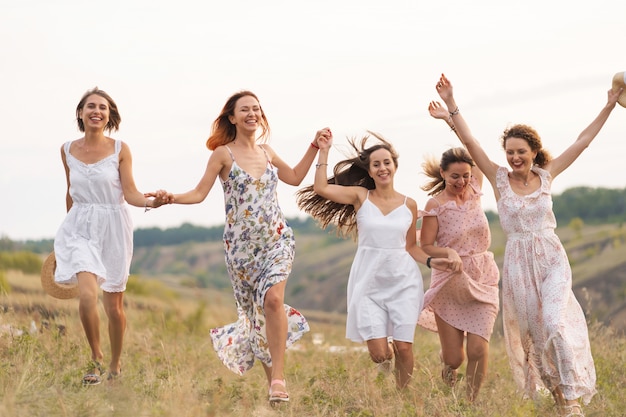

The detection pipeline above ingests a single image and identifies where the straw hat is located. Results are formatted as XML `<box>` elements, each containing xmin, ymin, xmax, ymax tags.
<box><xmin>612</xmin><ymin>71</ymin><xmax>626</xmax><ymax>107</ymax></box>
<box><xmin>40</xmin><ymin>252</ymin><xmax>79</xmax><ymax>299</ymax></box>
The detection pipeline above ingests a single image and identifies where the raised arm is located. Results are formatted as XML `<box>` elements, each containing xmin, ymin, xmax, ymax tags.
<box><xmin>436</xmin><ymin>74</ymin><xmax>500</xmax><ymax>190</ymax></box>
<box><xmin>313</xmin><ymin>132</ymin><xmax>364</xmax><ymax>207</ymax></box>
<box><xmin>267</xmin><ymin>128</ymin><xmax>332</xmax><ymax>186</ymax></box>
<box><xmin>428</xmin><ymin>100</ymin><xmax>484</xmax><ymax>188</ymax></box>
<box><xmin>546</xmin><ymin>87</ymin><xmax>622</xmax><ymax>179</ymax></box>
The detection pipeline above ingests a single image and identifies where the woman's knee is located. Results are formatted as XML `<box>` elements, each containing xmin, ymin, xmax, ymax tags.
<box><xmin>394</xmin><ymin>341</ymin><xmax>413</xmax><ymax>358</ymax></box>
<box><xmin>466</xmin><ymin>338</ymin><xmax>489</xmax><ymax>362</ymax></box>
<box><xmin>264</xmin><ymin>283</ymin><xmax>286</xmax><ymax>311</ymax></box>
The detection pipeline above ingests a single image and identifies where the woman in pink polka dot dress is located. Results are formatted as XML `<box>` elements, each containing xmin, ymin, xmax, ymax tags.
<box><xmin>434</xmin><ymin>73</ymin><xmax>622</xmax><ymax>417</ymax></box>
<box><xmin>418</xmin><ymin>145</ymin><xmax>499</xmax><ymax>402</ymax></box>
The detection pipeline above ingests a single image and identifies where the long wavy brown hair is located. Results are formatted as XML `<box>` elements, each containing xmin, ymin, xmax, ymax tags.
<box><xmin>206</xmin><ymin>91</ymin><xmax>270</xmax><ymax>150</ymax></box>
<box><xmin>296</xmin><ymin>131</ymin><xmax>398</xmax><ymax>239</ymax></box>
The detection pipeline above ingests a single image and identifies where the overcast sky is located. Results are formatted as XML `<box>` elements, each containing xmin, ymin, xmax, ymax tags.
<box><xmin>1</xmin><ymin>0</ymin><xmax>625</xmax><ymax>241</ymax></box>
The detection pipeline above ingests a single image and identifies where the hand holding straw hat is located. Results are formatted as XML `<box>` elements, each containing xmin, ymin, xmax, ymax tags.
<box><xmin>40</xmin><ymin>252</ymin><xmax>79</xmax><ymax>299</ymax></box>
<box><xmin>612</xmin><ymin>71</ymin><xmax>626</xmax><ymax>107</ymax></box>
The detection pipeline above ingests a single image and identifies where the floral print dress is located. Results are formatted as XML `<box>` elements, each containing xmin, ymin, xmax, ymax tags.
<box><xmin>210</xmin><ymin>145</ymin><xmax>309</xmax><ymax>375</ymax></box>
<box><xmin>496</xmin><ymin>166</ymin><xmax>596</xmax><ymax>404</ymax></box>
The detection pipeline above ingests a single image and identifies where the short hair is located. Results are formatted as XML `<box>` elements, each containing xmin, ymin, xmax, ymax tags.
<box><xmin>75</xmin><ymin>87</ymin><xmax>121</xmax><ymax>133</ymax></box>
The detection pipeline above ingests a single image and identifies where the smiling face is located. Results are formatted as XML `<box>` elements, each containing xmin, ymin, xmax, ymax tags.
<box><xmin>78</xmin><ymin>94</ymin><xmax>110</xmax><ymax>132</ymax></box>
<box><xmin>229</xmin><ymin>95</ymin><xmax>264</xmax><ymax>135</ymax></box>
<box><xmin>368</xmin><ymin>148</ymin><xmax>396</xmax><ymax>185</ymax></box>
<box><xmin>505</xmin><ymin>137</ymin><xmax>537</xmax><ymax>174</ymax></box>
<box><xmin>442</xmin><ymin>161</ymin><xmax>472</xmax><ymax>196</ymax></box>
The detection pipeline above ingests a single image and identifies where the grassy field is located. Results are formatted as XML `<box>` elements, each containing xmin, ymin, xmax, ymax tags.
<box><xmin>1</xmin><ymin>270</ymin><xmax>625</xmax><ymax>417</ymax></box>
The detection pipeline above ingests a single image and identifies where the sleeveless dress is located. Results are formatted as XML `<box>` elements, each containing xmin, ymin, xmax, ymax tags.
<box><xmin>346</xmin><ymin>193</ymin><xmax>423</xmax><ymax>343</ymax></box>
<box><xmin>54</xmin><ymin>139</ymin><xmax>133</xmax><ymax>293</ymax></box>
<box><xmin>417</xmin><ymin>177</ymin><xmax>499</xmax><ymax>341</ymax></box>
<box><xmin>209</xmin><ymin>145</ymin><xmax>309</xmax><ymax>375</ymax></box>
<box><xmin>496</xmin><ymin>166</ymin><xmax>596</xmax><ymax>404</ymax></box>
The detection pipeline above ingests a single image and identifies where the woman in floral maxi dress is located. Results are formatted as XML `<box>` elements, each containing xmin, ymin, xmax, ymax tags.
<box><xmin>433</xmin><ymin>73</ymin><xmax>622</xmax><ymax>417</ymax></box>
<box><xmin>153</xmin><ymin>91</ymin><xmax>330</xmax><ymax>404</ymax></box>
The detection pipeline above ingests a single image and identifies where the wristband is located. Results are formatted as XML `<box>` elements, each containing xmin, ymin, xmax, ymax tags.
<box><xmin>310</xmin><ymin>142</ymin><xmax>319</xmax><ymax>149</ymax></box>
<box><xmin>426</xmin><ymin>257</ymin><xmax>432</xmax><ymax>268</ymax></box>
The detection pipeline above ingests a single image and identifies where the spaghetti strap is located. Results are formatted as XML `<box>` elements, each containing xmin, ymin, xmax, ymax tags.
<box><xmin>224</xmin><ymin>145</ymin><xmax>235</xmax><ymax>161</ymax></box>
<box><xmin>259</xmin><ymin>145</ymin><xmax>272</xmax><ymax>167</ymax></box>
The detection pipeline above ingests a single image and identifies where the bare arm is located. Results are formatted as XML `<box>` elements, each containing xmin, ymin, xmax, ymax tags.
<box><xmin>118</xmin><ymin>141</ymin><xmax>158</xmax><ymax>208</ymax></box>
<box><xmin>166</xmin><ymin>146</ymin><xmax>230</xmax><ymax>204</ymax></box>
<box><xmin>436</xmin><ymin>74</ymin><xmax>500</xmax><ymax>196</ymax></box>
<box><xmin>60</xmin><ymin>144</ymin><xmax>73</xmax><ymax>212</ymax></box>
<box><xmin>546</xmin><ymin>87</ymin><xmax>622</xmax><ymax>179</ymax></box>
<box><xmin>313</xmin><ymin>132</ymin><xmax>364</xmax><ymax>207</ymax></box>
<box><xmin>418</xmin><ymin>198</ymin><xmax>463</xmax><ymax>266</ymax></box>
<box><xmin>428</xmin><ymin>100</ymin><xmax>484</xmax><ymax>188</ymax></box>
<box><xmin>406</xmin><ymin>198</ymin><xmax>462</xmax><ymax>272</ymax></box>
<box><xmin>268</xmin><ymin>128</ymin><xmax>332</xmax><ymax>186</ymax></box>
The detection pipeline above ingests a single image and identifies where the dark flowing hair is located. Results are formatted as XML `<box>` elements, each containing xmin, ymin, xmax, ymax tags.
<box><xmin>206</xmin><ymin>90</ymin><xmax>270</xmax><ymax>150</ymax></box>
<box><xmin>421</xmin><ymin>147</ymin><xmax>475</xmax><ymax>196</ymax></box>
<box><xmin>75</xmin><ymin>87</ymin><xmax>121</xmax><ymax>133</ymax></box>
<box><xmin>500</xmin><ymin>124</ymin><xmax>551</xmax><ymax>167</ymax></box>
<box><xmin>296</xmin><ymin>131</ymin><xmax>398</xmax><ymax>239</ymax></box>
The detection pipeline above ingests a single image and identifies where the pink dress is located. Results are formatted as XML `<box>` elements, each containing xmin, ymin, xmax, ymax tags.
<box><xmin>496</xmin><ymin>166</ymin><xmax>596</xmax><ymax>404</ymax></box>
<box><xmin>418</xmin><ymin>177</ymin><xmax>499</xmax><ymax>341</ymax></box>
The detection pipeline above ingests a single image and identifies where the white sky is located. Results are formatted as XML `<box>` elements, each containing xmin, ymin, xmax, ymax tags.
<box><xmin>1</xmin><ymin>0</ymin><xmax>625</xmax><ymax>241</ymax></box>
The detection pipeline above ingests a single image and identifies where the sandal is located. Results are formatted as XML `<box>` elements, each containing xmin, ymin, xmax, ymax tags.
<box><xmin>269</xmin><ymin>379</ymin><xmax>289</xmax><ymax>404</ymax></box>
<box><xmin>82</xmin><ymin>361</ymin><xmax>104</xmax><ymax>386</ymax></box>
<box><xmin>107</xmin><ymin>368</ymin><xmax>122</xmax><ymax>381</ymax></box>
<box><xmin>561</xmin><ymin>403</ymin><xmax>584</xmax><ymax>417</ymax></box>
<box><xmin>441</xmin><ymin>364</ymin><xmax>458</xmax><ymax>387</ymax></box>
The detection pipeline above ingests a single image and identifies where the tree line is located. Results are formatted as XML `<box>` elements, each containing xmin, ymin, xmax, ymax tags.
<box><xmin>1</xmin><ymin>186</ymin><xmax>624</xmax><ymax>254</ymax></box>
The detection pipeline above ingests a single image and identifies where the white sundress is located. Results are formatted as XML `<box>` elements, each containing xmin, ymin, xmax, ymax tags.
<box><xmin>346</xmin><ymin>193</ymin><xmax>424</xmax><ymax>343</ymax></box>
<box><xmin>54</xmin><ymin>139</ymin><xmax>133</xmax><ymax>293</ymax></box>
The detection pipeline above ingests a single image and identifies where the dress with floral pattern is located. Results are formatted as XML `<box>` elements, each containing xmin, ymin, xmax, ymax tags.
<box><xmin>496</xmin><ymin>166</ymin><xmax>596</xmax><ymax>404</ymax></box>
<box><xmin>209</xmin><ymin>145</ymin><xmax>309</xmax><ymax>375</ymax></box>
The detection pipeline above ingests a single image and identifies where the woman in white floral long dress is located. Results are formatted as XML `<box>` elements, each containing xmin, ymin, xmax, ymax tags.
<box><xmin>152</xmin><ymin>91</ymin><xmax>329</xmax><ymax>404</ymax></box>
<box><xmin>434</xmin><ymin>73</ymin><xmax>622</xmax><ymax>417</ymax></box>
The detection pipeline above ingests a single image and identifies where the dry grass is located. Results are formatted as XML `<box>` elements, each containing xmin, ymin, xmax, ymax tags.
<box><xmin>1</xmin><ymin>270</ymin><xmax>625</xmax><ymax>417</ymax></box>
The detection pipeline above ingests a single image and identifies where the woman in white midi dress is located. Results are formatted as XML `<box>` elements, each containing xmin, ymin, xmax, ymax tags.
<box><xmin>434</xmin><ymin>73</ymin><xmax>622</xmax><ymax>416</ymax></box>
<box><xmin>297</xmin><ymin>131</ymin><xmax>460</xmax><ymax>389</ymax></box>
<box><xmin>54</xmin><ymin>88</ymin><xmax>165</xmax><ymax>385</ymax></box>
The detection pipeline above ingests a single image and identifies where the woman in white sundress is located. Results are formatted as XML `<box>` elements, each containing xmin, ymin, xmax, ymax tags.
<box><xmin>54</xmin><ymin>87</ymin><xmax>166</xmax><ymax>385</ymax></box>
<box><xmin>297</xmin><ymin>131</ymin><xmax>461</xmax><ymax>390</ymax></box>
<box><xmin>433</xmin><ymin>73</ymin><xmax>622</xmax><ymax>417</ymax></box>
<box><xmin>150</xmin><ymin>91</ymin><xmax>327</xmax><ymax>405</ymax></box>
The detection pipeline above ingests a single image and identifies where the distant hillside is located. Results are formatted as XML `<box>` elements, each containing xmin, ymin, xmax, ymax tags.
<box><xmin>3</xmin><ymin>186</ymin><xmax>626</xmax><ymax>331</ymax></box>
<box><xmin>130</xmin><ymin>220</ymin><xmax>626</xmax><ymax>333</ymax></box>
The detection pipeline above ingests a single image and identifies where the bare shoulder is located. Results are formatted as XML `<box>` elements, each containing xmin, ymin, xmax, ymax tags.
<box><xmin>405</xmin><ymin>195</ymin><xmax>419</xmax><ymax>211</ymax></box>
<box><xmin>423</xmin><ymin>196</ymin><xmax>439</xmax><ymax>211</ymax></box>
